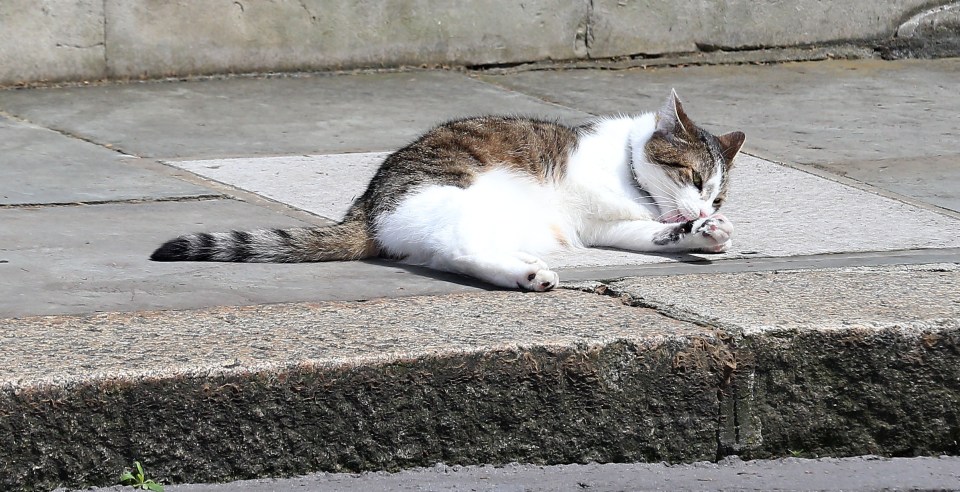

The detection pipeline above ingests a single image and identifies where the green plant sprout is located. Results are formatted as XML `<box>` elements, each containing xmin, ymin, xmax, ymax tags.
<box><xmin>119</xmin><ymin>461</ymin><xmax>164</xmax><ymax>492</ymax></box>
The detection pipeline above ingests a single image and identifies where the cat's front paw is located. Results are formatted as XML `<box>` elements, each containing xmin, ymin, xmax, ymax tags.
<box><xmin>514</xmin><ymin>253</ymin><xmax>559</xmax><ymax>291</ymax></box>
<box><xmin>692</xmin><ymin>213</ymin><xmax>733</xmax><ymax>253</ymax></box>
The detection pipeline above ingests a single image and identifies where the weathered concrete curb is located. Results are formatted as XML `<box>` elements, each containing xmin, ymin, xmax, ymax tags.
<box><xmin>3</xmin><ymin>285</ymin><xmax>959</xmax><ymax>490</ymax></box>
<box><xmin>1</xmin><ymin>291</ymin><xmax>719</xmax><ymax>490</ymax></box>
<box><xmin>3</xmin><ymin>0</ymin><xmax>960</xmax><ymax>86</ymax></box>
<box><xmin>727</xmin><ymin>321</ymin><xmax>960</xmax><ymax>459</ymax></box>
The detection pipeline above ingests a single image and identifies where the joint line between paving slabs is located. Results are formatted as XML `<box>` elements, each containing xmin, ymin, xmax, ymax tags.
<box><xmin>0</xmin><ymin>109</ymin><xmax>138</xmax><ymax>158</ymax></box>
<box><xmin>0</xmin><ymin>195</ymin><xmax>226</xmax><ymax>209</ymax></box>
<box><xmin>741</xmin><ymin>150</ymin><xmax>960</xmax><ymax>220</ymax></box>
<box><xmin>572</xmin><ymin>280</ymin><xmax>747</xmax><ymax>461</ymax></box>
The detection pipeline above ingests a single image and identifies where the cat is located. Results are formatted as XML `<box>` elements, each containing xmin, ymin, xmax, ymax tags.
<box><xmin>151</xmin><ymin>89</ymin><xmax>745</xmax><ymax>292</ymax></box>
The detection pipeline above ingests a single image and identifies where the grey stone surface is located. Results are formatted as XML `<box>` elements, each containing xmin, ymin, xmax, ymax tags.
<box><xmin>0</xmin><ymin>72</ymin><xmax>589</xmax><ymax>159</ymax></box>
<box><xmin>3</xmin><ymin>292</ymin><xmax>723</xmax><ymax>489</ymax></box>
<box><xmin>6</xmin><ymin>275</ymin><xmax>959</xmax><ymax>489</ymax></box>
<box><xmin>734</xmin><ymin>315</ymin><xmax>960</xmax><ymax>460</ymax></box>
<box><xmin>2</xmin><ymin>290</ymin><xmax>701</xmax><ymax>386</ymax></box>
<box><xmin>103</xmin><ymin>0</ymin><xmax>586</xmax><ymax>78</ymax></box>
<box><xmin>897</xmin><ymin>2</ymin><xmax>960</xmax><ymax>38</ymax></box>
<box><xmin>0</xmin><ymin>117</ymin><xmax>217</xmax><ymax>205</ymax></box>
<box><xmin>813</xmin><ymin>154</ymin><xmax>960</xmax><ymax>213</ymax></box>
<box><xmin>559</xmin><ymin>248</ymin><xmax>960</xmax><ymax>283</ymax></box>
<box><xmin>2</xmin><ymin>59</ymin><xmax>960</xmax><ymax>491</ymax></box>
<box><xmin>0</xmin><ymin>200</ymin><xmax>489</xmax><ymax>318</ymax></box>
<box><xmin>4</xmin><ymin>1</ymin><xmax>958</xmax><ymax>85</ymax></box>
<box><xmin>172</xmin><ymin>153</ymin><xmax>386</xmax><ymax>221</ymax></box>
<box><xmin>483</xmin><ymin>58</ymin><xmax>960</xmax><ymax>212</ymax></box>
<box><xmin>589</xmin><ymin>0</ymin><xmax>936</xmax><ymax>58</ymax></box>
<box><xmin>880</xmin><ymin>2</ymin><xmax>960</xmax><ymax>59</ymax></box>
<box><xmin>2</xmin><ymin>59</ymin><xmax>958</xmax><ymax>317</ymax></box>
<box><xmin>74</xmin><ymin>456</ymin><xmax>960</xmax><ymax>492</ymax></box>
<box><xmin>607</xmin><ymin>264</ymin><xmax>960</xmax><ymax>459</ymax></box>
<box><xmin>0</xmin><ymin>0</ymin><xmax>105</xmax><ymax>85</ymax></box>
<box><xmin>607</xmin><ymin>263</ymin><xmax>960</xmax><ymax>331</ymax></box>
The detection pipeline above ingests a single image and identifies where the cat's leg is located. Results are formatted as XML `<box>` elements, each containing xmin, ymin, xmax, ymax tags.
<box><xmin>431</xmin><ymin>251</ymin><xmax>559</xmax><ymax>292</ymax></box>
<box><xmin>376</xmin><ymin>176</ymin><xmax>563</xmax><ymax>291</ymax></box>
<box><xmin>587</xmin><ymin>213</ymin><xmax>733</xmax><ymax>253</ymax></box>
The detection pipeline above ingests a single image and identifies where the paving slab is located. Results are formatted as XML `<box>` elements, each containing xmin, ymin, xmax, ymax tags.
<box><xmin>606</xmin><ymin>263</ymin><xmax>960</xmax><ymax>332</ymax></box>
<box><xmin>169</xmin><ymin>153</ymin><xmax>960</xmax><ymax>269</ymax></box>
<box><xmin>813</xmin><ymin>154</ymin><xmax>960</xmax><ymax>213</ymax></box>
<box><xmin>0</xmin><ymin>117</ymin><xmax>215</xmax><ymax>205</ymax></box>
<box><xmin>0</xmin><ymin>72</ymin><xmax>588</xmax><ymax>159</ymax></box>
<box><xmin>169</xmin><ymin>152</ymin><xmax>385</xmax><ymax>221</ymax></box>
<box><xmin>0</xmin><ymin>200</ymin><xmax>491</xmax><ymax>318</ymax></box>
<box><xmin>480</xmin><ymin>59</ymin><xmax>960</xmax><ymax>212</ymax></box>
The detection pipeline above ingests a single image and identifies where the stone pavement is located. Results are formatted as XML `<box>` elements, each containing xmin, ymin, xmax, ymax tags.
<box><xmin>1</xmin><ymin>58</ymin><xmax>959</xmax><ymax>490</ymax></box>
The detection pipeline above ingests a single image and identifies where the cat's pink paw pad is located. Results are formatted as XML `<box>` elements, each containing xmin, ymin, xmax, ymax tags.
<box><xmin>706</xmin><ymin>238</ymin><xmax>733</xmax><ymax>253</ymax></box>
<box><xmin>693</xmin><ymin>214</ymin><xmax>733</xmax><ymax>252</ymax></box>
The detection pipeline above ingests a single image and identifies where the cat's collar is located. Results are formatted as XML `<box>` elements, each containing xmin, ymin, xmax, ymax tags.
<box><xmin>627</xmin><ymin>139</ymin><xmax>643</xmax><ymax>190</ymax></box>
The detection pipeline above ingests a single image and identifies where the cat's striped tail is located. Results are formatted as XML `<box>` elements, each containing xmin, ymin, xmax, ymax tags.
<box><xmin>150</xmin><ymin>218</ymin><xmax>377</xmax><ymax>263</ymax></box>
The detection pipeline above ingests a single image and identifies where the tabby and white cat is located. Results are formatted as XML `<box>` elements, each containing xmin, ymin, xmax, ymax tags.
<box><xmin>152</xmin><ymin>90</ymin><xmax>744</xmax><ymax>291</ymax></box>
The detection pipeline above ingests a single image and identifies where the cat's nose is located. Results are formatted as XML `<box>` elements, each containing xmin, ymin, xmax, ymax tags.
<box><xmin>699</xmin><ymin>210</ymin><xmax>709</xmax><ymax>218</ymax></box>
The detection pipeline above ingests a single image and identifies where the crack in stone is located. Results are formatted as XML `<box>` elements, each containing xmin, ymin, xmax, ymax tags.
<box><xmin>573</xmin><ymin>279</ymin><xmax>748</xmax><ymax>460</ymax></box>
<box><xmin>56</xmin><ymin>42</ymin><xmax>105</xmax><ymax>50</ymax></box>
<box><xmin>298</xmin><ymin>0</ymin><xmax>320</xmax><ymax>23</ymax></box>
<box><xmin>574</xmin><ymin>0</ymin><xmax>595</xmax><ymax>57</ymax></box>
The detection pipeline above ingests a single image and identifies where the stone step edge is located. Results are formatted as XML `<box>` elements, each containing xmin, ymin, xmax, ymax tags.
<box><xmin>2</xmin><ymin>317</ymin><xmax>957</xmax><ymax>490</ymax></box>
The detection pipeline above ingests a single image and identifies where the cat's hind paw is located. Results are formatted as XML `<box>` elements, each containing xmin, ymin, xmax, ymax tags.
<box><xmin>692</xmin><ymin>213</ymin><xmax>734</xmax><ymax>253</ymax></box>
<box><xmin>517</xmin><ymin>269</ymin><xmax>559</xmax><ymax>291</ymax></box>
<box><xmin>514</xmin><ymin>253</ymin><xmax>559</xmax><ymax>291</ymax></box>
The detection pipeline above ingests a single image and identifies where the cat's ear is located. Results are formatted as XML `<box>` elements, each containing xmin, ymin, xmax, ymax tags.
<box><xmin>717</xmin><ymin>131</ymin><xmax>746</xmax><ymax>164</ymax></box>
<box><xmin>656</xmin><ymin>89</ymin><xmax>695</xmax><ymax>136</ymax></box>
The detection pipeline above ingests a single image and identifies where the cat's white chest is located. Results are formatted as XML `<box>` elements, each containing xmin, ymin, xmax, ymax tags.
<box><xmin>561</xmin><ymin>116</ymin><xmax>658</xmax><ymax>224</ymax></box>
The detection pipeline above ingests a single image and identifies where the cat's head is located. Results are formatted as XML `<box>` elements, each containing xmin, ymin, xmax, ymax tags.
<box><xmin>634</xmin><ymin>89</ymin><xmax>745</xmax><ymax>223</ymax></box>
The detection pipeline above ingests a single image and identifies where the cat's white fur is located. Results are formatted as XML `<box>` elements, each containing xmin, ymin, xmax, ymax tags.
<box><xmin>376</xmin><ymin>110</ymin><xmax>733</xmax><ymax>291</ymax></box>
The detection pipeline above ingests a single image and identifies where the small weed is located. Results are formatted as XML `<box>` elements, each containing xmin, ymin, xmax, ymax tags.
<box><xmin>119</xmin><ymin>461</ymin><xmax>164</xmax><ymax>492</ymax></box>
<box><xmin>788</xmin><ymin>449</ymin><xmax>805</xmax><ymax>458</ymax></box>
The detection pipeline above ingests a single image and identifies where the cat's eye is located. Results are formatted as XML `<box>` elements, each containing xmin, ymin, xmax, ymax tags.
<box><xmin>692</xmin><ymin>172</ymin><xmax>703</xmax><ymax>190</ymax></box>
<box><xmin>713</xmin><ymin>197</ymin><xmax>724</xmax><ymax>208</ymax></box>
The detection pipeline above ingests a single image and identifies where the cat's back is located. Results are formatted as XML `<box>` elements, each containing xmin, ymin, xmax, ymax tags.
<box><xmin>387</xmin><ymin>116</ymin><xmax>579</xmax><ymax>182</ymax></box>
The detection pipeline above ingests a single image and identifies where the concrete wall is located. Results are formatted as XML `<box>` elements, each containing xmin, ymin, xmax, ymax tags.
<box><xmin>0</xmin><ymin>0</ymin><xmax>106</xmax><ymax>85</ymax></box>
<box><xmin>104</xmin><ymin>0</ymin><xmax>587</xmax><ymax>78</ymax></box>
<box><xmin>1</xmin><ymin>0</ymin><xmax>954</xmax><ymax>85</ymax></box>
<box><xmin>590</xmin><ymin>0</ymin><xmax>946</xmax><ymax>56</ymax></box>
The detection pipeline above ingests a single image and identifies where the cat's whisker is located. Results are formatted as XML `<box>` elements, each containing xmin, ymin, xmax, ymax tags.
<box><xmin>654</xmin><ymin>211</ymin><xmax>679</xmax><ymax>222</ymax></box>
<box><xmin>641</xmin><ymin>172</ymin><xmax>683</xmax><ymax>204</ymax></box>
<box><xmin>640</xmin><ymin>194</ymin><xmax>675</xmax><ymax>202</ymax></box>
